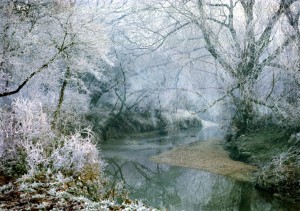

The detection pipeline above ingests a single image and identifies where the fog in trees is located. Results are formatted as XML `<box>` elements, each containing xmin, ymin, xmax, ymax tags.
<box><xmin>1</xmin><ymin>0</ymin><xmax>299</xmax><ymax>131</ymax></box>
<box><xmin>0</xmin><ymin>0</ymin><xmax>300</xmax><ymax>210</ymax></box>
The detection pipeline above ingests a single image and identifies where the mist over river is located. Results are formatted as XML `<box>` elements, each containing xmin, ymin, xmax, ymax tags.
<box><xmin>101</xmin><ymin>125</ymin><xmax>299</xmax><ymax>211</ymax></box>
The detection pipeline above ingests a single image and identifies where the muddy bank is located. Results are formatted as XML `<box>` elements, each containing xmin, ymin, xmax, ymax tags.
<box><xmin>151</xmin><ymin>139</ymin><xmax>257</xmax><ymax>182</ymax></box>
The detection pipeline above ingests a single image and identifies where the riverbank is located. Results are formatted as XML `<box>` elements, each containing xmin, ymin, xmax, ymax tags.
<box><xmin>0</xmin><ymin>100</ymin><xmax>160</xmax><ymax>210</ymax></box>
<box><xmin>151</xmin><ymin>139</ymin><xmax>257</xmax><ymax>182</ymax></box>
<box><xmin>87</xmin><ymin>109</ymin><xmax>202</xmax><ymax>140</ymax></box>
<box><xmin>150</xmin><ymin>127</ymin><xmax>300</xmax><ymax>204</ymax></box>
<box><xmin>224</xmin><ymin>128</ymin><xmax>292</xmax><ymax>166</ymax></box>
<box><xmin>225</xmin><ymin>127</ymin><xmax>300</xmax><ymax>203</ymax></box>
<box><xmin>0</xmin><ymin>176</ymin><xmax>158</xmax><ymax>210</ymax></box>
<box><xmin>0</xmin><ymin>164</ymin><xmax>159</xmax><ymax>210</ymax></box>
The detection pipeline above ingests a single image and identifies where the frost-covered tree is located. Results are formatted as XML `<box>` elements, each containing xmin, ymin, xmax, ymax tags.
<box><xmin>0</xmin><ymin>0</ymin><xmax>112</xmax><ymax>125</ymax></box>
<box><xmin>111</xmin><ymin>0</ymin><xmax>300</xmax><ymax>130</ymax></box>
<box><xmin>101</xmin><ymin>1</ymin><xmax>198</xmax><ymax>117</ymax></box>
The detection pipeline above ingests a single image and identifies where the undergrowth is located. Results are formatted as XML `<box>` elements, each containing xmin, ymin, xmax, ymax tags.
<box><xmin>0</xmin><ymin>98</ymin><xmax>160</xmax><ymax>210</ymax></box>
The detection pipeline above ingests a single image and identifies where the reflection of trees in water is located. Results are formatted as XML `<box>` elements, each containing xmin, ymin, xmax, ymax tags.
<box><xmin>174</xmin><ymin>169</ymin><xmax>242</xmax><ymax>211</ymax></box>
<box><xmin>106</xmin><ymin>160</ymin><xmax>162</xmax><ymax>186</ymax></box>
<box><xmin>105</xmin><ymin>159</ymin><xmax>299</xmax><ymax>210</ymax></box>
<box><xmin>105</xmin><ymin>159</ymin><xmax>182</xmax><ymax>208</ymax></box>
<box><xmin>105</xmin><ymin>159</ymin><xmax>243</xmax><ymax>210</ymax></box>
<box><xmin>205</xmin><ymin>176</ymin><xmax>241</xmax><ymax>211</ymax></box>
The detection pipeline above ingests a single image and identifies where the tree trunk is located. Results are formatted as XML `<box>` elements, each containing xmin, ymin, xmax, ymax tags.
<box><xmin>52</xmin><ymin>65</ymin><xmax>71</xmax><ymax>128</ymax></box>
<box><xmin>232</xmin><ymin>80</ymin><xmax>255</xmax><ymax>133</ymax></box>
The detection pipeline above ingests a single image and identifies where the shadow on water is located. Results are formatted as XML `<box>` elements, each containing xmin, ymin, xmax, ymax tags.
<box><xmin>101</xmin><ymin>126</ymin><xmax>300</xmax><ymax>211</ymax></box>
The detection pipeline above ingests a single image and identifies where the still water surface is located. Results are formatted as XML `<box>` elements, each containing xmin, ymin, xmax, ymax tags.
<box><xmin>101</xmin><ymin>126</ymin><xmax>300</xmax><ymax>211</ymax></box>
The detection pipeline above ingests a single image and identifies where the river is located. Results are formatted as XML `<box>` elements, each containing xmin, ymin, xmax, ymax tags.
<box><xmin>101</xmin><ymin>125</ymin><xmax>300</xmax><ymax>211</ymax></box>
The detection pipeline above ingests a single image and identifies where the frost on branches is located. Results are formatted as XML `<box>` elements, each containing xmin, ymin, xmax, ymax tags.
<box><xmin>0</xmin><ymin>98</ymin><xmax>105</xmax><ymax>179</ymax></box>
<box><xmin>0</xmin><ymin>0</ymin><xmax>112</xmax><ymax>110</ymax></box>
<box><xmin>0</xmin><ymin>98</ymin><xmax>159</xmax><ymax>210</ymax></box>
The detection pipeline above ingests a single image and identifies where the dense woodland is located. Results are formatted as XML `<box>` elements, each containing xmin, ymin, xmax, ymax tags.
<box><xmin>0</xmin><ymin>0</ymin><xmax>300</xmax><ymax>209</ymax></box>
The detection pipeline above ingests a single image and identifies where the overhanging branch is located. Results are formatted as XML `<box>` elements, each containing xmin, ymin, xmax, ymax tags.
<box><xmin>0</xmin><ymin>53</ymin><xmax>60</xmax><ymax>97</ymax></box>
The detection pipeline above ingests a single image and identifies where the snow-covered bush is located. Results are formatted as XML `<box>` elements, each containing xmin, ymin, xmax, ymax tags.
<box><xmin>0</xmin><ymin>98</ymin><xmax>105</xmax><ymax>180</ymax></box>
<box><xmin>50</xmin><ymin>127</ymin><xmax>106</xmax><ymax>179</ymax></box>
<box><xmin>257</xmin><ymin>137</ymin><xmax>300</xmax><ymax>201</ymax></box>
<box><xmin>161</xmin><ymin>109</ymin><xmax>202</xmax><ymax>134</ymax></box>
<box><xmin>12</xmin><ymin>99</ymin><xmax>55</xmax><ymax>174</ymax></box>
<box><xmin>0</xmin><ymin>98</ymin><xmax>161</xmax><ymax>209</ymax></box>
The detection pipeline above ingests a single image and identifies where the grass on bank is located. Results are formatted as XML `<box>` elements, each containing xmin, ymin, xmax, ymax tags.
<box><xmin>226</xmin><ymin>127</ymin><xmax>300</xmax><ymax>203</ymax></box>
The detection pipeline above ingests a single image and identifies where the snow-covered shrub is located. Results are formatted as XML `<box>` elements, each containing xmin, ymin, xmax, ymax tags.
<box><xmin>257</xmin><ymin>139</ymin><xmax>300</xmax><ymax>201</ymax></box>
<box><xmin>0</xmin><ymin>105</ymin><xmax>27</xmax><ymax>176</ymax></box>
<box><xmin>50</xmin><ymin>127</ymin><xmax>106</xmax><ymax>179</ymax></box>
<box><xmin>12</xmin><ymin>98</ymin><xmax>54</xmax><ymax>141</ymax></box>
<box><xmin>0</xmin><ymin>98</ymin><xmax>160</xmax><ymax>209</ymax></box>
<box><xmin>0</xmin><ymin>98</ymin><xmax>105</xmax><ymax>180</ymax></box>
<box><xmin>52</xmin><ymin>109</ymin><xmax>91</xmax><ymax>136</ymax></box>
<box><xmin>161</xmin><ymin>109</ymin><xmax>202</xmax><ymax>134</ymax></box>
<box><xmin>0</xmin><ymin>98</ymin><xmax>55</xmax><ymax>175</ymax></box>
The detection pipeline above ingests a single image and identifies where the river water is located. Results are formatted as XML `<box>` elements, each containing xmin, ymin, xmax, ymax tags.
<box><xmin>101</xmin><ymin>126</ymin><xmax>300</xmax><ymax>211</ymax></box>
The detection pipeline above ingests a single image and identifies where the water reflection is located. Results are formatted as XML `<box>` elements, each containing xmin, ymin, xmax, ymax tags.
<box><xmin>102</xmin><ymin>127</ymin><xmax>300</xmax><ymax>211</ymax></box>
